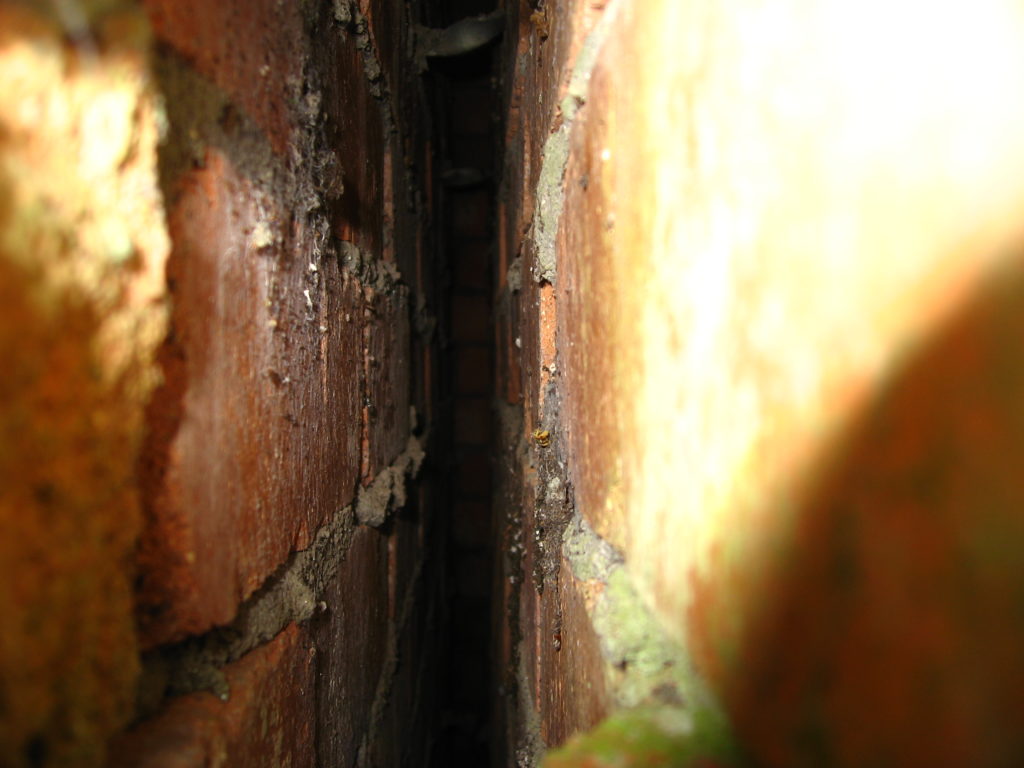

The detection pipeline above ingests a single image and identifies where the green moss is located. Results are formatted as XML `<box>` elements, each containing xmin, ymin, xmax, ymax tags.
<box><xmin>545</xmin><ymin>706</ymin><xmax>741</xmax><ymax>768</ymax></box>
<box><xmin>560</xmin><ymin>514</ymin><xmax>740</xmax><ymax>766</ymax></box>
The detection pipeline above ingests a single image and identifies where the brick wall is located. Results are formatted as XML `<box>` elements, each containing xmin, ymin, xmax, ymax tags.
<box><xmin>493</xmin><ymin>1</ymin><xmax>1024</xmax><ymax>767</ymax></box>
<box><xmin>0</xmin><ymin>0</ymin><xmax>441</xmax><ymax>765</ymax></box>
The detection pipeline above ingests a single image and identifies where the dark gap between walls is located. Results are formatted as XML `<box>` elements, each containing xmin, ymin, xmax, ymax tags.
<box><xmin>423</xmin><ymin>0</ymin><xmax>501</xmax><ymax>765</ymax></box>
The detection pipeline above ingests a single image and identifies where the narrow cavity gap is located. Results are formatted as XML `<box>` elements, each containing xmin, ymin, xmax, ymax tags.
<box><xmin>423</xmin><ymin>0</ymin><xmax>502</xmax><ymax>765</ymax></box>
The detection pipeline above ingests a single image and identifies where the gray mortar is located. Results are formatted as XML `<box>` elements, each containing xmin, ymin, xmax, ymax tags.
<box><xmin>561</xmin><ymin>511</ymin><xmax>736</xmax><ymax>741</ymax></box>
<box><xmin>494</xmin><ymin>399</ymin><xmax>543</xmax><ymax>766</ymax></box>
<box><xmin>514</xmin><ymin>654</ymin><xmax>547</xmax><ymax>768</ymax></box>
<box><xmin>355</xmin><ymin>434</ymin><xmax>426</xmax><ymax>526</ymax></box>
<box><xmin>339</xmin><ymin>241</ymin><xmax>404</xmax><ymax>296</ymax></box>
<box><xmin>137</xmin><ymin>432</ymin><xmax>426</xmax><ymax>714</ymax></box>
<box><xmin>332</xmin><ymin>1</ymin><xmax>397</xmax><ymax>130</ymax></box>
<box><xmin>532</xmin><ymin>385</ymin><xmax>574</xmax><ymax>595</ymax></box>
<box><xmin>153</xmin><ymin>36</ymin><xmax>345</xmax><ymax>346</ymax></box>
<box><xmin>561</xmin><ymin>512</ymin><xmax>683</xmax><ymax>708</ymax></box>
<box><xmin>506</xmin><ymin>255</ymin><xmax>523</xmax><ymax>293</ymax></box>
<box><xmin>531</xmin><ymin>3</ymin><xmax>619</xmax><ymax>285</ymax></box>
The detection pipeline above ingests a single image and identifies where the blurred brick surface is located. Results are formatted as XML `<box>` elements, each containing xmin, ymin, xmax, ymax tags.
<box><xmin>456</xmin><ymin>346</ymin><xmax>493</xmax><ymax>395</ymax></box>
<box><xmin>113</xmin><ymin>624</ymin><xmax>315</xmax><ymax>768</ymax></box>
<box><xmin>0</xmin><ymin>5</ymin><xmax>168</xmax><ymax>765</ymax></box>
<box><xmin>3</xmin><ymin>0</ymin><xmax>443</xmax><ymax>765</ymax></box>
<box><xmin>690</xmin><ymin>261</ymin><xmax>1024</xmax><ymax>768</ymax></box>
<box><xmin>452</xmin><ymin>294</ymin><xmax>491</xmax><ymax>343</ymax></box>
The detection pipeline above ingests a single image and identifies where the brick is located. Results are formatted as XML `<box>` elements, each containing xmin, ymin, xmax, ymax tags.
<box><xmin>144</xmin><ymin>0</ymin><xmax>307</xmax><ymax>156</ymax></box>
<box><xmin>362</xmin><ymin>285</ymin><xmax>412</xmax><ymax>481</ymax></box>
<box><xmin>456</xmin><ymin>345</ymin><xmax>492</xmax><ymax>396</ymax></box>
<box><xmin>313</xmin><ymin>526</ymin><xmax>389</xmax><ymax>766</ymax></box>
<box><xmin>537</xmin><ymin>558</ymin><xmax>610</xmax><ymax>748</ymax></box>
<box><xmin>455</xmin><ymin>550</ymin><xmax>494</xmax><ymax>598</ymax></box>
<box><xmin>451</xmin><ymin>135</ymin><xmax>494</xmax><ymax>171</ymax></box>
<box><xmin>112</xmin><ymin>624</ymin><xmax>315</xmax><ymax>768</ymax></box>
<box><xmin>555</xmin><ymin>61</ymin><xmax>627</xmax><ymax>549</ymax></box>
<box><xmin>326</xmin><ymin>26</ymin><xmax>387</xmax><ymax>258</ymax></box>
<box><xmin>454</xmin><ymin>239</ymin><xmax>492</xmax><ymax>292</ymax></box>
<box><xmin>450</xmin><ymin>82</ymin><xmax>495</xmax><ymax>138</ymax></box>
<box><xmin>137</xmin><ymin>152</ymin><xmax>363</xmax><ymax>646</ymax></box>
<box><xmin>450</xmin><ymin>187</ymin><xmax>493</xmax><ymax>239</ymax></box>
<box><xmin>0</xmin><ymin>8</ymin><xmax>163</xmax><ymax>762</ymax></box>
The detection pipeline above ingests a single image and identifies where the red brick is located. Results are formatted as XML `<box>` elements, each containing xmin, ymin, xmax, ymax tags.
<box><xmin>112</xmin><ymin>624</ymin><xmax>315</xmax><ymax>768</ymax></box>
<box><xmin>144</xmin><ymin>0</ymin><xmax>306</xmax><ymax>156</ymax></box>
<box><xmin>538</xmin><ymin>559</ymin><xmax>610</xmax><ymax>747</ymax></box>
<box><xmin>313</xmin><ymin>526</ymin><xmax>390</xmax><ymax>766</ymax></box>
<box><xmin>451</xmin><ymin>135</ymin><xmax>494</xmax><ymax>171</ymax></box>
<box><xmin>326</xmin><ymin>22</ymin><xmax>386</xmax><ymax>258</ymax></box>
<box><xmin>455</xmin><ymin>551</ymin><xmax>493</xmax><ymax>598</ymax></box>
<box><xmin>362</xmin><ymin>285</ymin><xmax>411</xmax><ymax>481</ymax></box>
<box><xmin>137</xmin><ymin>152</ymin><xmax>363</xmax><ymax>646</ymax></box>
<box><xmin>454</xmin><ymin>239</ymin><xmax>492</xmax><ymax>292</ymax></box>
<box><xmin>450</xmin><ymin>82</ymin><xmax>495</xmax><ymax>138</ymax></box>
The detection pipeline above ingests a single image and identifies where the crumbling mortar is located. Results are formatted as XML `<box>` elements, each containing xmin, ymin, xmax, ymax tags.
<box><xmin>339</xmin><ymin>240</ymin><xmax>405</xmax><ymax>296</ymax></box>
<box><xmin>331</xmin><ymin>1</ymin><xmax>399</xmax><ymax>138</ymax></box>
<box><xmin>531</xmin><ymin>385</ymin><xmax>574</xmax><ymax>597</ymax></box>
<box><xmin>152</xmin><ymin>44</ymin><xmax>345</xmax><ymax>345</ymax></box>
<box><xmin>562</xmin><ymin>512</ymin><xmax>705</xmax><ymax>712</ymax></box>
<box><xmin>355</xmin><ymin>431</ymin><xmax>427</xmax><ymax>526</ymax></box>
<box><xmin>530</xmin><ymin>1</ymin><xmax>620</xmax><ymax>284</ymax></box>
<box><xmin>135</xmin><ymin>428</ymin><xmax>426</xmax><ymax>716</ymax></box>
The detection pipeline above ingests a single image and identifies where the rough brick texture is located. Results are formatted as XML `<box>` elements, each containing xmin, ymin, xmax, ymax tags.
<box><xmin>129</xmin><ymin>0</ymin><xmax>441</xmax><ymax>762</ymax></box>
<box><xmin>0</xmin><ymin>0</ymin><xmax>440</xmax><ymax>764</ymax></box>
